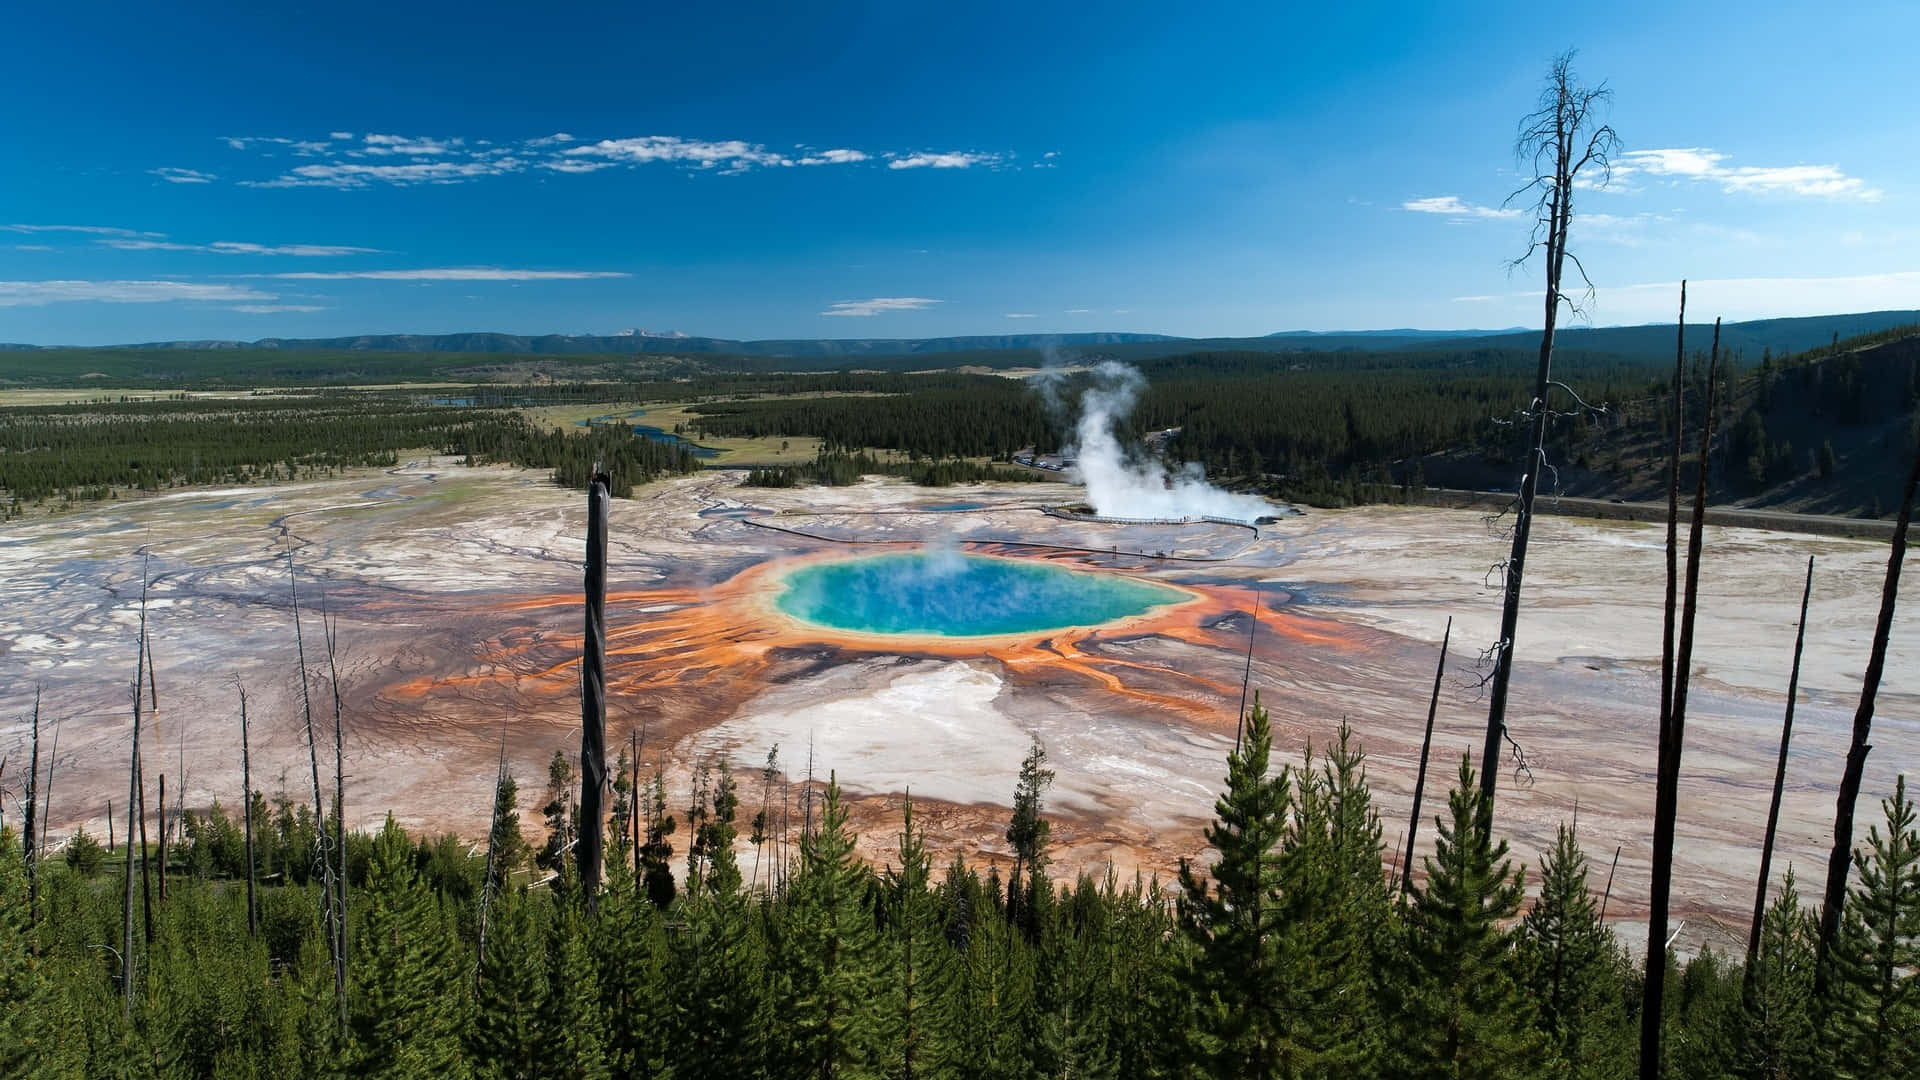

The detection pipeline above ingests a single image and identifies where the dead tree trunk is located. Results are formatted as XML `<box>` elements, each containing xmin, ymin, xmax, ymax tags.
<box><xmin>1745</xmin><ymin>555</ymin><xmax>1814</xmax><ymax>988</ymax></box>
<box><xmin>475</xmin><ymin>729</ymin><xmax>508</xmax><ymax>989</ymax></box>
<box><xmin>1640</xmin><ymin>317</ymin><xmax>1720</xmax><ymax>1080</ymax></box>
<box><xmin>577</xmin><ymin>473</ymin><xmax>610</xmax><ymax>908</ymax></box>
<box><xmin>1480</xmin><ymin>51</ymin><xmax>1618</xmax><ymax>811</ymax></box>
<box><xmin>40</xmin><ymin>715</ymin><xmax>59</xmax><ymax>867</ymax></box>
<box><xmin>23</xmin><ymin>688</ymin><xmax>39</xmax><ymax>924</ymax></box>
<box><xmin>1599</xmin><ymin>844</ymin><xmax>1622</xmax><ymax>922</ymax></box>
<box><xmin>122</xmin><ymin>571</ymin><xmax>151</xmax><ymax>1018</ymax></box>
<box><xmin>287</xmin><ymin>548</ymin><xmax>345</xmax><ymax>1031</ymax></box>
<box><xmin>157</xmin><ymin>774</ymin><xmax>168</xmax><ymax>903</ymax></box>
<box><xmin>1402</xmin><ymin>617</ymin><xmax>1452</xmax><ymax>897</ymax></box>
<box><xmin>322</xmin><ymin>600</ymin><xmax>348</xmax><ymax>1023</ymax></box>
<box><xmin>1812</xmin><ymin>442</ymin><xmax>1920</xmax><ymax>1000</ymax></box>
<box><xmin>630</xmin><ymin>727</ymin><xmax>644</xmax><ymax>882</ymax></box>
<box><xmin>239</xmin><ymin>684</ymin><xmax>257</xmax><ymax>937</ymax></box>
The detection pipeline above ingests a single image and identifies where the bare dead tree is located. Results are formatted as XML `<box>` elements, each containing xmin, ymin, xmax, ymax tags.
<box><xmin>1813</xmin><ymin>441</ymin><xmax>1920</xmax><ymax>1000</ymax></box>
<box><xmin>475</xmin><ymin>724</ymin><xmax>509</xmax><ymax>989</ymax></box>
<box><xmin>1234</xmin><ymin>590</ymin><xmax>1263</xmax><ymax>754</ymax></box>
<box><xmin>1744</xmin><ymin>555</ymin><xmax>1814</xmax><ymax>992</ymax></box>
<box><xmin>39</xmin><ymin>710</ymin><xmax>59</xmax><ymax>869</ymax></box>
<box><xmin>1661</xmin><ymin>284</ymin><xmax>1686</xmax><ymax>751</ymax></box>
<box><xmin>122</xmin><ymin>564</ymin><xmax>151</xmax><ymax>1018</ymax></box>
<box><xmin>641</xmin><ymin>718</ymin><xmax>656</xmax><ymax>880</ymax></box>
<box><xmin>1640</xmin><ymin>317</ymin><xmax>1721</xmax><ymax>1079</ymax></box>
<box><xmin>1402</xmin><ymin>617</ymin><xmax>1452</xmax><ymax>897</ymax></box>
<box><xmin>1598</xmin><ymin>844</ymin><xmax>1622</xmax><ymax>923</ymax></box>
<box><xmin>22</xmin><ymin>688</ymin><xmax>39</xmax><ymax>924</ymax></box>
<box><xmin>157</xmin><ymin>774</ymin><xmax>167</xmax><ymax>903</ymax></box>
<box><xmin>238</xmin><ymin>681</ymin><xmax>257</xmax><ymax>937</ymax></box>
<box><xmin>287</xmin><ymin>545</ymin><xmax>345</xmax><ymax>1032</ymax></box>
<box><xmin>1479</xmin><ymin>49</ymin><xmax>1620</xmax><ymax>809</ymax></box>
<box><xmin>319</xmin><ymin>589</ymin><xmax>348</xmax><ymax>1019</ymax></box>
<box><xmin>578</xmin><ymin>472</ymin><xmax>611</xmax><ymax>908</ymax></box>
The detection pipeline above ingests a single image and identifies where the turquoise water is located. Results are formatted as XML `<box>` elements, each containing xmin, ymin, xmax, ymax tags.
<box><xmin>775</xmin><ymin>551</ymin><xmax>1187</xmax><ymax>637</ymax></box>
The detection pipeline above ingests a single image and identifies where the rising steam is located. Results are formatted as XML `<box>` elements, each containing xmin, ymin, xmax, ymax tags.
<box><xmin>1061</xmin><ymin>361</ymin><xmax>1274</xmax><ymax>524</ymax></box>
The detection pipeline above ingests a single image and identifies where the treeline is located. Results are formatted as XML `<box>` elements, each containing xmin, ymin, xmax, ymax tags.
<box><xmin>0</xmin><ymin>400</ymin><xmax>700</xmax><ymax>512</ymax></box>
<box><xmin>744</xmin><ymin>452</ymin><xmax>1039</xmax><ymax>489</ymax></box>
<box><xmin>5</xmin><ymin>704</ymin><xmax>1916</xmax><ymax>1076</ymax></box>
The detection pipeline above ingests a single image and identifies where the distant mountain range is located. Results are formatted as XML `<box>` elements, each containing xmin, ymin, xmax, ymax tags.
<box><xmin>7</xmin><ymin>313</ymin><xmax>1916</xmax><ymax>363</ymax></box>
<box><xmin>0</xmin><ymin>330</ymin><xmax>1184</xmax><ymax>358</ymax></box>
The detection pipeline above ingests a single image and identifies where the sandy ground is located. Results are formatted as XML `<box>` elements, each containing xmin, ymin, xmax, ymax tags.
<box><xmin>1</xmin><ymin>463</ymin><xmax>1914</xmax><ymax>957</ymax></box>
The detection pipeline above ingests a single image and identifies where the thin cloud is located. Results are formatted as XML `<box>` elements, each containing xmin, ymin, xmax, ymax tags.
<box><xmin>820</xmin><ymin>297</ymin><xmax>943</xmax><ymax>317</ymax></box>
<box><xmin>150</xmin><ymin>167</ymin><xmax>218</xmax><ymax>184</ymax></box>
<box><xmin>256</xmin><ymin>267</ymin><xmax>630</xmax><ymax>281</ymax></box>
<box><xmin>101</xmin><ymin>238</ymin><xmax>383</xmax><ymax>256</ymax></box>
<box><xmin>0</xmin><ymin>279</ymin><xmax>277</xmax><ymax>307</ymax></box>
<box><xmin>232</xmin><ymin>304</ymin><xmax>327</xmax><ymax>313</ymax></box>
<box><xmin>1401</xmin><ymin>196</ymin><xmax>1522</xmax><ymax>220</ymax></box>
<box><xmin>3</xmin><ymin>223</ymin><xmax>164</xmax><ymax>238</ymax></box>
<box><xmin>1617</xmin><ymin>147</ymin><xmax>1882</xmax><ymax>200</ymax></box>
<box><xmin>886</xmin><ymin>151</ymin><xmax>1003</xmax><ymax>170</ymax></box>
<box><xmin>1064</xmin><ymin>307</ymin><xmax>1092</xmax><ymax>314</ymax></box>
<box><xmin>213</xmin><ymin>132</ymin><xmax>1024</xmax><ymax>186</ymax></box>
<box><xmin>1005</xmin><ymin>312</ymin><xmax>1036</xmax><ymax>318</ymax></box>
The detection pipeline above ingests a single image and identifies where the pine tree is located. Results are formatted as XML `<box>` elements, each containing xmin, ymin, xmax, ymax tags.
<box><xmin>536</xmin><ymin>902</ymin><xmax>610</xmax><ymax>1080</ymax></box>
<box><xmin>0</xmin><ymin>825</ymin><xmax>55</xmax><ymax>1075</ymax></box>
<box><xmin>640</xmin><ymin>773</ymin><xmax>678</xmax><ymax>910</ymax></box>
<box><xmin>887</xmin><ymin>794</ymin><xmax>957</xmax><ymax>1079</ymax></box>
<box><xmin>1822</xmin><ymin>775</ymin><xmax>1920</xmax><ymax>1076</ymax></box>
<box><xmin>1395</xmin><ymin>757</ymin><xmax>1544</xmax><ymax>1077</ymax></box>
<box><xmin>469</xmin><ymin>884</ymin><xmax>547</xmax><ymax>1080</ymax></box>
<box><xmin>668</xmin><ymin>866</ymin><xmax>769</xmax><ymax>1079</ymax></box>
<box><xmin>348</xmin><ymin>814</ymin><xmax>473</xmax><ymax>1078</ymax></box>
<box><xmin>1276</xmin><ymin>722</ymin><xmax>1391</xmax><ymax>1072</ymax></box>
<box><xmin>782</xmin><ymin>774</ymin><xmax>891</xmax><ymax>1078</ymax></box>
<box><xmin>1738</xmin><ymin>868</ymin><xmax>1817</xmax><ymax>1079</ymax></box>
<box><xmin>1515</xmin><ymin>822</ymin><xmax>1631</xmax><ymax>1078</ymax></box>
<box><xmin>1176</xmin><ymin>694</ymin><xmax>1298</xmax><ymax>1073</ymax></box>
<box><xmin>536</xmin><ymin>752</ymin><xmax>574</xmax><ymax>884</ymax></box>
<box><xmin>1005</xmin><ymin>737</ymin><xmax>1054</xmax><ymax>941</ymax></box>
<box><xmin>486</xmin><ymin>771</ymin><xmax>529</xmax><ymax>885</ymax></box>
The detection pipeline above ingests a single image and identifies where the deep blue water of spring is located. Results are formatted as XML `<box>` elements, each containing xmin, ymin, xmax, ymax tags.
<box><xmin>775</xmin><ymin>551</ymin><xmax>1186</xmax><ymax>637</ymax></box>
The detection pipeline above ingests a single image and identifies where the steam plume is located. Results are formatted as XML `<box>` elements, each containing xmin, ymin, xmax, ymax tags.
<box><xmin>1067</xmin><ymin>362</ymin><xmax>1273</xmax><ymax>523</ymax></box>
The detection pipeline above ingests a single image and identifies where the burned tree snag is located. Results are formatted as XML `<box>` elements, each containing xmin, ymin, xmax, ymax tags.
<box><xmin>577</xmin><ymin>471</ymin><xmax>611</xmax><ymax>907</ymax></box>
<box><xmin>1813</xmin><ymin>441</ymin><xmax>1920</xmax><ymax>999</ymax></box>
<box><xmin>1480</xmin><ymin>51</ymin><xmax>1618</xmax><ymax>811</ymax></box>
<box><xmin>1640</xmin><ymin>317</ymin><xmax>1721</xmax><ymax>1080</ymax></box>
<box><xmin>1745</xmin><ymin>555</ymin><xmax>1814</xmax><ymax>989</ymax></box>
<box><xmin>1402</xmin><ymin>617</ymin><xmax>1452</xmax><ymax>897</ymax></box>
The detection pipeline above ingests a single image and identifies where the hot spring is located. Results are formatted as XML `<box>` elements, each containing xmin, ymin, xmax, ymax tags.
<box><xmin>774</xmin><ymin>550</ymin><xmax>1190</xmax><ymax>637</ymax></box>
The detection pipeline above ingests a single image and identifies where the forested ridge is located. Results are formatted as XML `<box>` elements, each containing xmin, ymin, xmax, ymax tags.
<box><xmin>4</xmin><ymin>702</ymin><xmax>1916</xmax><ymax>1077</ymax></box>
<box><xmin>0</xmin><ymin>398</ymin><xmax>700</xmax><ymax>513</ymax></box>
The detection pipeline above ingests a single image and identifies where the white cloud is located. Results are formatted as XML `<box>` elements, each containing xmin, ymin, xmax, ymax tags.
<box><xmin>3</xmin><ymin>223</ymin><xmax>164</xmax><ymax>238</ymax></box>
<box><xmin>1401</xmin><ymin>195</ymin><xmax>1523</xmax><ymax>220</ymax></box>
<box><xmin>232</xmin><ymin>304</ymin><xmax>327</xmax><ymax>313</ymax></box>
<box><xmin>885</xmin><ymin>151</ymin><xmax>1002</xmax><ymax>170</ymax></box>
<box><xmin>1064</xmin><ymin>308</ymin><xmax>1091</xmax><ymax>314</ymax></box>
<box><xmin>150</xmin><ymin>167</ymin><xmax>217</xmax><ymax>184</ymax></box>
<box><xmin>99</xmin><ymin>238</ymin><xmax>382</xmax><ymax>256</ymax></box>
<box><xmin>246</xmin><ymin>159</ymin><xmax>524</xmax><ymax>188</ymax></box>
<box><xmin>355</xmin><ymin>134</ymin><xmax>463</xmax><ymax>156</ymax></box>
<box><xmin>212</xmin><ymin>132</ymin><xmax>1025</xmax><ymax>186</ymax></box>
<box><xmin>1616</xmin><ymin>147</ymin><xmax>1881</xmax><ymax>200</ymax></box>
<box><xmin>257</xmin><ymin>267</ymin><xmax>629</xmax><ymax>281</ymax></box>
<box><xmin>1005</xmin><ymin>312</ymin><xmax>1036</xmax><ymax>318</ymax></box>
<box><xmin>12</xmin><ymin>244</ymin><xmax>53</xmax><ymax>252</ymax></box>
<box><xmin>820</xmin><ymin>297</ymin><xmax>943</xmax><ymax>317</ymax></box>
<box><xmin>0</xmin><ymin>280</ymin><xmax>277</xmax><ymax>307</ymax></box>
<box><xmin>539</xmin><ymin>159</ymin><xmax>618</xmax><ymax>174</ymax></box>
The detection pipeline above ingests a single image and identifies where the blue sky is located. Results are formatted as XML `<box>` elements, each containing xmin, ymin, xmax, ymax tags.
<box><xmin>2</xmin><ymin>1</ymin><xmax>1916</xmax><ymax>345</ymax></box>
